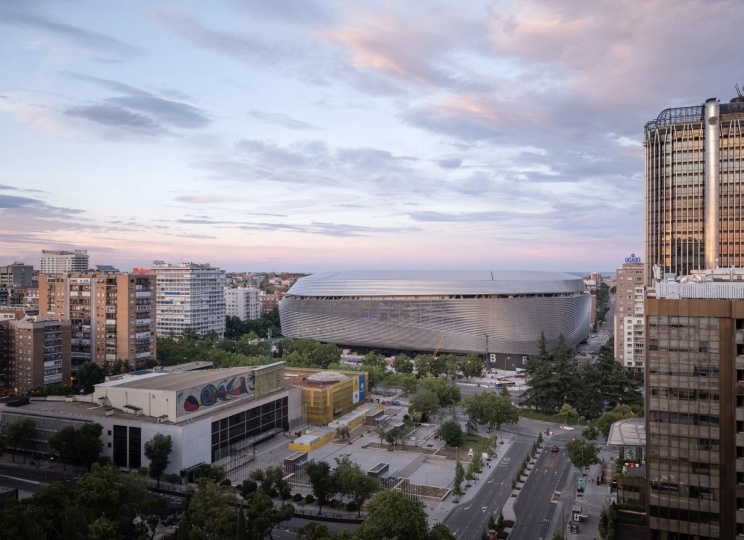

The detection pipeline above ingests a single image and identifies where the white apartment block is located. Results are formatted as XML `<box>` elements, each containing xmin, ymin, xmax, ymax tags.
<box><xmin>614</xmin><ymin>259</ymin><xmax>645</xmax><ymax>370</ymax></box>
<box><xmin>40</xmin><ymin>250</ymin><xmax>89</xmax><ymax>274</ymax></box>
<box><xmin>225</xmin><ymin>287</ymin><xmax>262</xmax><ymax>321</ymax></box>
<box><xmin>152</xmin><ymin>261</ymin><xmax>226</xmax><ymax>338</ymax></box>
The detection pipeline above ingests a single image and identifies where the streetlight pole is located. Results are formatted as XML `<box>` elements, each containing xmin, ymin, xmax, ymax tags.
<box><xmin>483</xmin><ymin>333</ymin><xmax>489</xmax><ymax>371</ymax></box>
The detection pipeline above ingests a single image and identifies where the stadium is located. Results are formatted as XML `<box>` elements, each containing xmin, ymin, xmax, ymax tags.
<box><xmin>279</xmin><ymin>270</ymin><xmax>592</xmax><ymax>369</ymax></box>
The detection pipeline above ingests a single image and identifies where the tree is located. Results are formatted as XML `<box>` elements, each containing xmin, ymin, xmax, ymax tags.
<box><xmin>565</xmin><ymin>437</ymin><xmax>601</xmax><ymax>471</ymax></box>
<box><xmin>356</xmin><ymin>490</ymin><xmax>429</xmax><ymax>540</ymax></box>
<box><xmin>420</xmin><ymin>376</ymin><xmax>461</xmax><ymax>414</ymax></box>
<box><xmin>178</xmin><ymin>478</ymin><xmax>239</xmax><ymax>539</ymax></box>
<box><xmin>453</xmin><ymin>460</ymin><xmax>465</xmax><ymax>500</ymax></box>
<box><xmin>49</xmin><ymin>426</ymin><xmax>77</xmax><ymax>470</ymax></box>
<box><xmin>244</xmin><ymin>491</ymin><xmax>294</xmax><ymax>539</ymax></box>
<box><xmin>75</xmin><ymin>423</ymin><xmax>104</xmax><ymax>470</ymax></box>
<box><xmin>305</xmin><ymin>460</ymin><xmax>336</xmax><ymax>515</ymax></box>
<box><xmin>521</xmin><ymin>332</ymin><xmax>554</xmax><ymax>412</ymax></box>
<box><xmin>558</xmin><ymin>403</ymin><xmax>579</xmax><ymax>426</ymax></box>
<box><xmin>373</xmin><ymin>418</ymin><xmax>390</xmax><ymax>446</ymax></box>
<box><xmin>333</xmin><ymin>455</ymin><xmax>379</xmax><ymax>517</ymax></box>
<box><xmin>582</xmin><ymin>423</ymin><xmax>600</xmax><ymax>442</ymax></box>
<box><xmin>193</xmin><ymin>463</ymin><xmax>228</xmax><ymax>484</ymax></box>
<box><xmin>393</xmin><ymin>354</ymin><xmax>414</xmax><ymax>374</ymax></box>
<box><xmin>5</xmin><ymin>419</ymin><xmax>37</xmax><ymax>463</ymax></box>
<box><xmin>409</xmin><ymin>389</ymin><xmax>440</xmax><ymax>422</ymax></box>
<box><xmin>76</xmin><ymin>463</ymin><xmax>149</xmax><ymax>538</ymax></box>
<box><xmin>437</xmin><ymin>420</ymin><xmax>464</xmax><ymax>447</ymax></box>
<box><xmin>297</xmin><ymin>521</ymin><xmax>333</xmax><ymax>540</ymax></box>
<box><xmin>144</xmin><ymin>433</ymin><xmax>173</xmax><ymax>488</ymax></box>
<box><xmin>77</xmin><ymin>361</ymin><xmax>106</xmax><ymax>394</ymax></box>
<box><xmin>460</xmin><ymin>353</ymin><xmax>483</xmax><ymax>380</ymax></box>
<box><xmin>399</xmin><ymin>374</ymin><xmax>419</xmax><ymax>396</ymax></box>
<box><xmin>428</xmin><ymin>522</ymin><xmax>457</xmax><ymax>540</ymax></box>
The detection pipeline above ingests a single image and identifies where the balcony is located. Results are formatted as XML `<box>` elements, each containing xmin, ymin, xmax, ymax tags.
<box><xmin>106</xmin><ymin>354</ymin><xmax>117</xmax><ymax>362</ymax></box>
<box><xmin>135</xmin><ymin>318</ymin><xmax>151</xmax><ymax>326</ymax></box>
<box><xmin>105</xmin><ymin>319</ymin><xmax>117</xmax><ymax>326</ymax></box>
<box><xmin>136</xmin><ymin>351</ymin><xmax>152</xmax><ymax>359</ymax></box>
<box><xmin>136</xmin><ymin>291</ymin><xmax>151</xmax><ymax>299</ymax></box>
<box><xmin>737</xmin><ymin>356</ymin><xmax>744</xmax><ymax>370</ymax></box>
<box><xmin>135</xmin><ymin>305</ymin><xmax>152</xmax><ymax>312</ymax></box>
<box><xmin>71</xmin><ymin>338</ymin><xmax>90</xmax><ymax>346</ymax></box>
<box><xmin>44</xmin><ymin>373</ymin><xmax>63</xmax><ymax>384</ymax></box>
<box><xmin>105</xmin><ymin>306</ymin><xmax>116</xmax><ymax>314</ymax></box>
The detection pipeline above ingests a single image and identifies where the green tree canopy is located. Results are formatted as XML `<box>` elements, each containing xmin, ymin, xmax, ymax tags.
<box><xmin>565</xmin><ymin>437</ymin><xmax>601</xmax><ymax>470</ymax></box>
<box><xmin>408</xmin><ymin>389</ymin><xmax>440</xmax><ymax>422</ymax></box>
<box><xmin>305</xmin><ymin>460</ymin><xmax>336</xmax><ymax>515</ymax></box>
<box><xmin>356</xmin><ymin>490</ymin><xmax>429</xmax><ymax>540</ymax></box>
<box><xmin>5</xmin><ymin>418</ymin><xmax>37</xmax><ymax>463</ymax></box>
<box><xmin>437</xmin><ymin>420</ymin><xmax>464</xmax><ymax>447</ymax></box>
<box><xmin>144</xmin><ymin>433</ymin><xmax>173</xmax><ymax>488</ymax></box>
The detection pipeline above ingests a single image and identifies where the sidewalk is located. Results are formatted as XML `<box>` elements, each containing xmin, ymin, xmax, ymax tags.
<box><xmin>427</xmin><ymin>431</ymin><xmax>516</xmax><ymax>525</ymax></box>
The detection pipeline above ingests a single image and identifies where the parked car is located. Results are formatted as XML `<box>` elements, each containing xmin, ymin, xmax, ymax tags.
<box><xmin>551</xmin><ymin>445</ymin><xmax>560</xmax><ymax>453</ymax></box>
<box><xmin>391</xmin><ymin>400</ymin><xmax>401</xmax><ymax>406</ymax></box>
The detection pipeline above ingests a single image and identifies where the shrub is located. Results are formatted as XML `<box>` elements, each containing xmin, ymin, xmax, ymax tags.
<box><xmin>268</xmin><ymin>488</ymin><xmax>278</xmax><ymax>498</ymax></box>
<box><xmin>305</xmin><ymin>494</ymin><xmax>315</xmax><ymax>504</ymax></box>
<box><xmin>166</xmin><ymin>473</ymin><xmax>181</xmax><ymax>485</ymax></box>
<box><xmin>293</xmin><ymin>493</ymin><xmax>304</xmax><ymax>502</ymax></box>
<box><xmin>346</xmin><ymin>501</ymin><xmax>359</xmax><ymax>512</ymax></box>
<box><xmin>220</xmin><ymin>479</ymin><xmax>232</xmax><ymax>486</ymax></box>
<box><xmin>437</xmin><ymin>420</ymin><xmax>464</xmax><ymax>447</ymax></box>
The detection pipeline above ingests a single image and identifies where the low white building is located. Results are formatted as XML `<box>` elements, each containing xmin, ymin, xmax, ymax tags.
<box><xmin>0</xmin><ymin>362</ymin><xmax>302</xmax><ymax>478</ymax></box>
<box><xmin>225</xmin><ymin>287</ymin><xmax>262</xmax><ymax>321</ymax></box>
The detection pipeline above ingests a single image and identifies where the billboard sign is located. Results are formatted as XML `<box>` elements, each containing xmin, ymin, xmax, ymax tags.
<box><xmin>176</xmin><ymin>371</ymin><xmax>255</xmax><ymax>417</ymax></box>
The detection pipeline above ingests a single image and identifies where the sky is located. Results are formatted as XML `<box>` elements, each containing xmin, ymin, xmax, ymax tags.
<box><xmin>1</xmin><ymin>0</ymin><xmax>743</xmax><ymax>274</ymax></box>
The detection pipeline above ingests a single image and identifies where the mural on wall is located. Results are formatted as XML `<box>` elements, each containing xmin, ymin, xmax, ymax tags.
<box><xmin>177</xmin><ymin>372</ymin><xmax>256</xmax><ymax>415</ymax></box>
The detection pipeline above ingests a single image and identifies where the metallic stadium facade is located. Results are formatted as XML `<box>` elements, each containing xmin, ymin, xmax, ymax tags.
<box><xmin>279</xmin><ymin>270</ymin><xmax>592</xmax><ymax>362</ymax></box>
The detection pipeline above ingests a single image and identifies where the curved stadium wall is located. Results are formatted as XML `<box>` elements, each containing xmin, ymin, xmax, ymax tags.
<box><xmin>279</xmin><ymin>270</ymin><xmax>592</xmax><ymax>356</ymax></box>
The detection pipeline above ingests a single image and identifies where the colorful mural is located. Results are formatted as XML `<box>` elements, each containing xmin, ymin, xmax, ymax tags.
<box><xmin>177</xmin><ymin>372</ymin><xmax>255</xmax><ymax>415</ymax></box>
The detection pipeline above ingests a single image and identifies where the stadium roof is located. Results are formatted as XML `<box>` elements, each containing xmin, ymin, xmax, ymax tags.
<box><xmin>287</xmin><ymin>270</ymin><xmax>586</xmax><ymax>297</ymax></box>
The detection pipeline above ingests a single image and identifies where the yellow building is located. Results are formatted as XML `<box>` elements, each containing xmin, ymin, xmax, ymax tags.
<box><xmin>285</xmin><ymin>368</ymin><xmax>368</xmax><ymax>426</ymax></box>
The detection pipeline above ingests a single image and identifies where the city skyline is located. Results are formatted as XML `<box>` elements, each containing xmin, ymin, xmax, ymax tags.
<box><xmin>2</xmin><ymin>1</ymin><xmax>743</xmax><ymax>273</ymax></box>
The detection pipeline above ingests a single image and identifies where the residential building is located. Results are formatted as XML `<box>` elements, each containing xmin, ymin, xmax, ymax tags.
<box><xmin>0</xmin><ymin>316</ymin><xmax>71</xmax><ymax>394</ymax></box>
<box><xmin>225</xmin><ymin>287</ymin><xmax>262</xmax><ymax>321</ymax></box>
<box><xmin>38</xmin><ymin>272</ymin><xmax>156</xmax><ymax>373</ymax></box>
<box><xmin>645</xmin><ymin>267</ymin><xmax>744</xmax><ymax>539</ymax></box>
<box><xmin>151</xmin><ymin>261</ymin><xmax>226</xmax><ymax>338</ymax></box>
<box><xmin>39</xmin><ymin>250</ymin><xmax>89</xmax><ymax>275</ymax></box>
<box><xmin>645</xmin><ymin>96</ymin><xmax>744</xmax><ymax>284</ymax></box>
<box><xmin>615</xmin><ymin>258</ymin><xmax>645</xmax><ymax>370</ymax></box>
<box><xmin>0</xmin><ymin>263</ymin><xmax>33</xmax><ymax>288</ymax></box>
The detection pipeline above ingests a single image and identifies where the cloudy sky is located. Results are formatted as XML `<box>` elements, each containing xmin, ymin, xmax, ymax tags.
<box><xmin>1</xmin><ymin>0</ymin><xmax>742</xmax><ymax>273</ymax></box>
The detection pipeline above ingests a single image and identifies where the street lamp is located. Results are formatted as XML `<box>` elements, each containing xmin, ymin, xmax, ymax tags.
<box><xmin>44</xmin><ymin>455</ymin><xmax>55</xmax><ymax>483</ymax></box>
<box><xmin>483</xmin><ymin>334</ymin><xmax>490</xmax><ymax>370</ymax></box>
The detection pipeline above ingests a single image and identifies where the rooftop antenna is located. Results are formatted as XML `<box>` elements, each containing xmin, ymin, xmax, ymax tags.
<box><xmin>736</xmin><ymin>84</ymin><xmax>743</xmax><ymax>98</ymax></box>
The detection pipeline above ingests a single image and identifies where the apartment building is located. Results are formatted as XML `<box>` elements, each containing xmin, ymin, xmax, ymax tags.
<box><xmin>38</xmin><ymin>272</ymin><xmax>156</xmax><ymax>372</ymax></box>
<box><xmin>615</xmin><ymin>259</ymin><xmax>645</xmax><ymax>370</ymax></box>
<box><xmin>0</xmin><ymin>263</ymin><xmax>33</xmax><ymax>287</ymax></box>
<box><xmin>39</xmin><ymin>250</ymin><xmax>89</xmax><ymax>275</ymax></box>
<box><xmin>225</xmin><ymin>287</ymin><xmax>262</xmax><ymax>321</ymax></box>
<box><xmin>151</xmin><ymin>261</ymin><xmax>226</xmax><ymax>338</ymax></box>
<box><xmin>0</xmin><ymin>316</ymin><xmax>71</xmax><ymax>394</ymax></box>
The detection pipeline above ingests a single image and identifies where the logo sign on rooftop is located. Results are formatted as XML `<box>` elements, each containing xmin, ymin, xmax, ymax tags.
<box><xmin>624</xmin><ymin>254</ymin><xmax>641</xmax><ymax>263</ymax></box>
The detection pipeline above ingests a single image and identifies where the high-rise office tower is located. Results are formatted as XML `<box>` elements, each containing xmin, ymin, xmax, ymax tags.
<box><xmin>225</xmin><ymin>287</ymin><xmax>262</xmax><ymax>321</ymax></box>
<box><xmin>151</xmin><ymin>261</ymin><xmax>226</xmax><ymax>338</ymax></box>
<box><xmin>38</xmin><ymin>272</ymin><xmax>156</xmax><ymax>373</ymax></box>
<box><xmin>645</xmin><ymin>96</ymin><xmax>744</xmax><ymax>284</ymax></box>
<box><xmin>644</xmin><ymin>93</ymin><xmax>744</xmax><ymax>539</ymax></box>
<box><xmin>40</xmin><ymin>250</ymin><xmax>89</xmax><ymax>275</ymax></box>
<box><xmin>614</xmin><ymin>258</ymin><xmax>645</xmax><ymax>370</ymax></box>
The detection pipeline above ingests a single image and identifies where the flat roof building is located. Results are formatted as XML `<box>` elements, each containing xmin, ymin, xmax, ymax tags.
<box><xmin>40</xmin><ymin>250</ymin><xmax>89</xmax><ymax>275</ymax></box>
<box><xmin>0</xmin><ymin>362</ymin><xmax>302</xmax><ymax>477</ymax></box>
